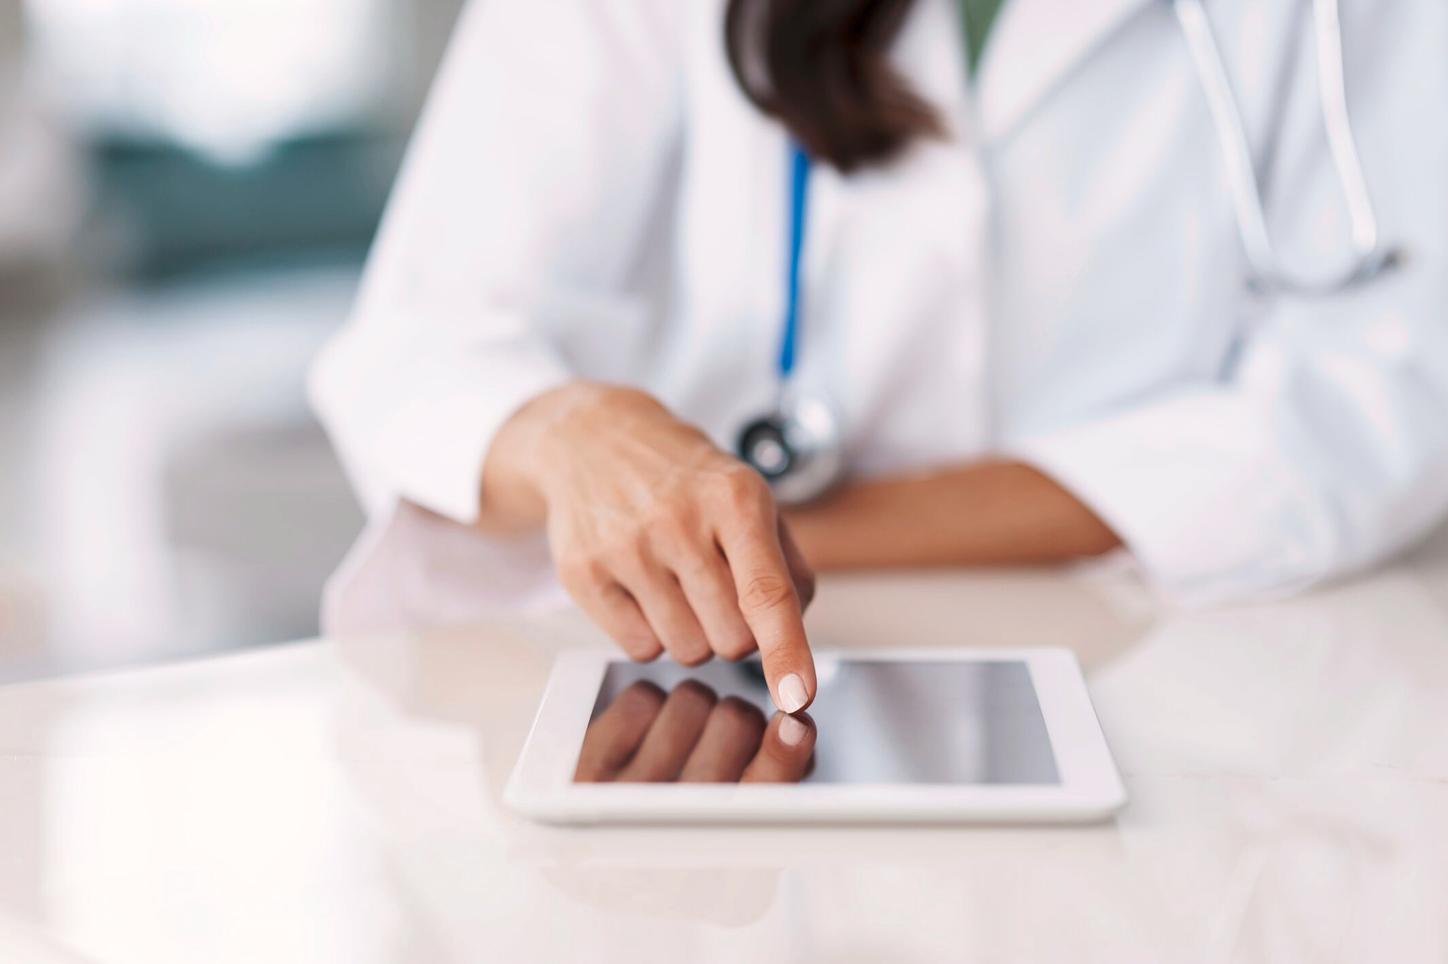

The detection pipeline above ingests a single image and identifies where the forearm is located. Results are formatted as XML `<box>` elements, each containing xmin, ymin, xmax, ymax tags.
<box><xmin>782</xmin><ymin>460</ymin><xmax>1121</xmax><ymax>570</ymax></box>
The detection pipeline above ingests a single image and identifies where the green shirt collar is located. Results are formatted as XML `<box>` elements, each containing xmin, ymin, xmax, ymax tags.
<box><xmin>959</xmin><ymin>0</ymin><xmax>1007</xmax><ymax>74</ymax></box>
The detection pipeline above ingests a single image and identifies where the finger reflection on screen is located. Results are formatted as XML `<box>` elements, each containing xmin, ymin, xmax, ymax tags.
<box><xmin>573</xmin><ymin>679</ymin><xmax>816</xmax><ymax>784</ymax></box>
<box><xmin>575</xmin><ymin>658</ymin><xmax>1058</xmax><ymax>785</ymax></box>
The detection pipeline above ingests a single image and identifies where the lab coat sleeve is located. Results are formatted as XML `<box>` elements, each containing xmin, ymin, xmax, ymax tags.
<box><xmin>1006</xmin><ymin>2</ymin><xmax>1448</xmax><ymax>604</ymax></box>
<box><xmin>309</xmin><ymin>0</ymin><xmax>685</xmax><ymax>524</ymax></box>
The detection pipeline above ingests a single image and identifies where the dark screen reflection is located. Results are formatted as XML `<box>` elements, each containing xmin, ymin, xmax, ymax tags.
<box><xmin>573</xmin><ymin>679</ymin><xmax>817</xmax><ymax>784</ymax></box>
<box><xmin>573</xmin><ymin>659</ymin><xmax>1060</xmax><ymax>785</ymax></box>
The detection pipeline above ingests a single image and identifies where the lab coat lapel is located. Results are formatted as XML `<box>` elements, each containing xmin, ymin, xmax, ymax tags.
<box><xmin>978</xmin><ymin>0</ymin><xmax>1157</xmax><ymax>141</ymax></box>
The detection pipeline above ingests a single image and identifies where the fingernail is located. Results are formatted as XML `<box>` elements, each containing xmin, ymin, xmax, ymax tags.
<box><xmin>777</xmin><ymin>714</ymin><xmax>808</xmax><ymax>747</ymax></box>
<box><xmin>776</xmin><ymin>673</ymin><xmax>808</xmax><ymax>714</ymax></box>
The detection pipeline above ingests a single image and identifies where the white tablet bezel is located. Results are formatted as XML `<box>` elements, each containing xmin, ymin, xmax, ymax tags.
<box><xmin>504</xmin><ymin>647</ymin><xmax>1126</xmax><ymax>825</ymax></box>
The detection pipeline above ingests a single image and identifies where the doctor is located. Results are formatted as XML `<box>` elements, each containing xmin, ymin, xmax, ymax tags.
<box><xmin>311</xmin><ymin>0</ymin><xmax>1448</xmax><ymax>713</ymax></box>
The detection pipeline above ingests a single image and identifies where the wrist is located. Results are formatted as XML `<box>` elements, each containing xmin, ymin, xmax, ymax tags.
<box><xmin>481</xmin><ymin>381</ymin><xmax>656</xmax><ymax>527</ymax></box>
<box><xmin>480</xmin><ymin>382</ymin><xmax>600</xmax><ymax>527</ymax></box>
<box><xmin>526</xmin><ymin>382</ymin><xmax>654</xmax><ymax>491</ymax></box>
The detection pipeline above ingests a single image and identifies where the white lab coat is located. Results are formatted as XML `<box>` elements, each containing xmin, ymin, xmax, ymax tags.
<box><xmin>310</xmin><ymin>0</ymin><xmax>1448</xmax><ymax>632</ymax></box>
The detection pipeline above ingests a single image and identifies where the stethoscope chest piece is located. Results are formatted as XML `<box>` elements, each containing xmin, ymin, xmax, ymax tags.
<box><xmin>736</xmin><ymin>392</ymin><xmax>843</xmax><ymax>506</ymax></box>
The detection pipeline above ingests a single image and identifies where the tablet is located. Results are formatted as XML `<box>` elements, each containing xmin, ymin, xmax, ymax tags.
<box><xmin>504</xmin><ymin>648</ymin><xmax>1126</xmax><ymax>825</ymax></box>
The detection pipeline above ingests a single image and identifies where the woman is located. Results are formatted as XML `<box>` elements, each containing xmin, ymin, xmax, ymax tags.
<box><xmin>311</xmin><ymin>0</ymin><xmax>1448</xmax><ymax>713</ymax></box>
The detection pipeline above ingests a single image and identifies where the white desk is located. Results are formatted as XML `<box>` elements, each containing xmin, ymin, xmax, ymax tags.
<box><xmin>3</xmin><ymin>534</ymin><xmax>1448</xmax><ymax>963</ymax></box>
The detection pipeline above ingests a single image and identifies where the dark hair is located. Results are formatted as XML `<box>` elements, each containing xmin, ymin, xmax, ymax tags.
<box><xmin>724</xmin><ymin>0</ymin><xmax>942</xmax><ymax>173</ymax></box>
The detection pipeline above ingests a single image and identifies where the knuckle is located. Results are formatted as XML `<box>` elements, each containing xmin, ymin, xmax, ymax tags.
<box><xmin>675</xmin><ymin>551</ymin><xmax>720</xmax><ymax>584</ymax></box>
<box><xmin>643</xmin><ymin>508</ymin><xmax>693</xmax><ymax>552</ymax></box>
<box><xmin>556</xmin><ymin>553</ymin><xmax>608</xmax><ymax>592</ymax></box>
<box><xmin>718</xmin><ymin>466</ymin><xmax>771</xmax><ymax>515</ymax></box>
<box><xmin>604</xmin><ymin>533</ymin><xmax>650</xmax><ymax>572</ymax></box>
<box><xmin>739</xmin><ymin>572</ymin><xmax>796</xmax><ymax>613</ymax></box>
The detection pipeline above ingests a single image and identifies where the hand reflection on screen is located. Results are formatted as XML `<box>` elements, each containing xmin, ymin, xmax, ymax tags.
<box><xmin>574</xmin><ymin>680</ymin><xmax>816</xmax><ymax>784</ymax></box>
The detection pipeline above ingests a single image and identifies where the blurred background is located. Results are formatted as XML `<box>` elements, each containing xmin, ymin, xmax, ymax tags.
<box><xmin>0</xmin><ymin>0</ymin><xmax>467</xmax><ymax>682</ymax></box>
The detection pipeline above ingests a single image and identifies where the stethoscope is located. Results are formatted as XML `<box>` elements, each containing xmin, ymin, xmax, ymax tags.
<box><xmin>735</xmin><ymin>144</ymin><xmax>845</xmax><ymax>506</ymax></box>
<box><xmin>1174</xmin><ymin>0</ymin><xmax>1402</xmax><ymax>295</ymax></box>
<box><xmin>737</xmin><ymin>0</ymin><xmax>1400</xmax><ymax>505</ymax></box>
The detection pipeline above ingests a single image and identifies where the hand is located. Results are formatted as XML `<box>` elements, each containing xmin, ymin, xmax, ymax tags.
<box><xmin>573</xmin><ymin>679</ymin><xmax>817</xmax><ymax>783</ymax></box>
<box><xmin>483</xmin><ymin>382</ymin><xmax>817</xmax><ymax>713</ymax></box>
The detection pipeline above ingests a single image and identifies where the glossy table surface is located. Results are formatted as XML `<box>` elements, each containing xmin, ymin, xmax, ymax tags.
<box><xmin>3</xmin><ymin>532</ymin><xmax>1448</xmax><ymax>964</ymax></box>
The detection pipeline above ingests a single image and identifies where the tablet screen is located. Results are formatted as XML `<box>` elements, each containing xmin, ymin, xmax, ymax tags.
<box><xmin>573</xmin><ymin>659</ymin><xmax>1059</xmax><ymax>786</ymax></box>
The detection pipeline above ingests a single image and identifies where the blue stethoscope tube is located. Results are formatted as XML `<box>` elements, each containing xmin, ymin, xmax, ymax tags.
<box><xmin>742</xmin><ymin>0</ymin><xmax>1398</xmax><ymax>502</ymax></box>
<box><xmin>734</xmin><ymin>144</ymin><xmax>845</xmax><ymax>505</ymax></box>
<box><xmin>778</xmin><ymin>143</ymin><xmax>811</xmax><ymax>379</ymax></box>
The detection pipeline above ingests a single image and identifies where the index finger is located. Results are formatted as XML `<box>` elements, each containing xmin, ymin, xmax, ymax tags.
<box><xmin>715</xmin><ymin>511</ymin><xmax>816</xmax><ymax>715</ymax></box>
<box><xmin>741</xmin><ymin>712</ymin><xmax>817</xmax><ymax>784</ymax></box>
